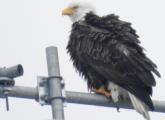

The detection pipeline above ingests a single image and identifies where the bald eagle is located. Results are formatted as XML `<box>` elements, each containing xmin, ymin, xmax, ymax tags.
<box><xmin>62</xmin><ymin>2</ymin><xmax>160</xmax><ymax>120</ymax></box>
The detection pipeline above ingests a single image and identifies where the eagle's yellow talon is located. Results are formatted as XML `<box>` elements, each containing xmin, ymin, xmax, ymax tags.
<box><xmin>93</xmin><ymin>87</ymin><xmax>111</xmax><ymax>97</ymax></box>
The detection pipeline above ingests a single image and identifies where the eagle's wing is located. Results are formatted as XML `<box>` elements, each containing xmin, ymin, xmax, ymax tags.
<box><xmin>69</xmin><ymin>13</ymin><xmax>160</xmax><ymax>110</ymax></box>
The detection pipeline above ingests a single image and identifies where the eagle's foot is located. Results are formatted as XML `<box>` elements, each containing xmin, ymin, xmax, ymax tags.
<box><xmin>93</xmin><ymin>87</ymin><xmax>111</xmax><ymax>97</ymax></box>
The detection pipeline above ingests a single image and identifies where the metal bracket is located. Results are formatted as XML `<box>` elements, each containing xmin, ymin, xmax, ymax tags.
<box><xmin>37</xmin><ymin>76</ymin><xmax>48</xmax><ymax>105</ymax></box>
<box><xmin>0</xmin><ymin>77</ymin><xmax>14</xmax><ymax>111</ymax></box>
<box><xmin>37</xmin><ymin>76</ymin><xmax>66</xmax><ymax>106</ymax></box>
<box><xmin>0</xmin><ymin>64</ymin><xmax>23</xmax><ymax>111</ymax></box>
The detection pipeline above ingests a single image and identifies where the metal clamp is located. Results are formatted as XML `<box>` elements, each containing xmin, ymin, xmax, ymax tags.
<box><xmin>47</xmin><ymin>76</ymin><xmax>63</xmax><ymax>81</ymax></box>
<box><xmin>37</xmin><ymin>76</ymin><xmax>66</xmax><ymax>106</ymax></box>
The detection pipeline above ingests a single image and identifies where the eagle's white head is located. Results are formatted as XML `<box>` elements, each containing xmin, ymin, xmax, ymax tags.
<box><xmin>62</xmin><ymin>1</ymin><xmax>95</xmax><ymax>22</ymax></box>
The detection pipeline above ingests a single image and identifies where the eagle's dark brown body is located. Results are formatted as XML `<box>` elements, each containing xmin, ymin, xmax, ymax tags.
<box><xmin>67</xmin><ymin>12</ymin><xmax>160</xmax><ymax>110</ymax></box>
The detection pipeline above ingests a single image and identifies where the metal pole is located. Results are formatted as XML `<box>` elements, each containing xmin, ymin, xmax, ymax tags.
<box><xmin>0</xmin><ymin>86</ymin><xmax>165</xmax><ymax>113</ymax></box>
<box><xmin>46</xmin><ymin>47</ymin><xmax>65</xmax><ymax>120</ymax></box>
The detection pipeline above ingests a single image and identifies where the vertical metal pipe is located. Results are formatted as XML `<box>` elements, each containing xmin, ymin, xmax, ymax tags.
<box><xmin>46</xmin><ymin>46</ymin><xmax>64</xmax><ymax>120</ymax></box>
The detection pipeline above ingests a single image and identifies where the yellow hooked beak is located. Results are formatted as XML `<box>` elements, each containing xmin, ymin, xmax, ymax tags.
<box><xmin>62</xmin><ymin>7</ymin><xmax>76</xmax><ymax>16</ymax></box>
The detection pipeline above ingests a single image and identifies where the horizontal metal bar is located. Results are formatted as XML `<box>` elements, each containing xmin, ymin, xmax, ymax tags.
<box><xmin>0</xmin><ymin>86</ymin><xmax>38</xmax><ymax>100</ymax></box>
<box><xmin>0</xmin><ymin>86</ymin><xmax>164</xmax><ymax>113</ymax></box>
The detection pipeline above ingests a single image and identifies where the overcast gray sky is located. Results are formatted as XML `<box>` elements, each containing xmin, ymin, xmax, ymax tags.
<box><xmin>0</xmin><ymin>0</ymin><xmax>164</xmax><ymax>120</ymax></box>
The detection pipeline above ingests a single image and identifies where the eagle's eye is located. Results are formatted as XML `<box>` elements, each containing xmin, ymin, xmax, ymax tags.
<box><xmin>72</xmin><ymin>6</ymin><xmax>79</xmax><ymax>9</ymax></box>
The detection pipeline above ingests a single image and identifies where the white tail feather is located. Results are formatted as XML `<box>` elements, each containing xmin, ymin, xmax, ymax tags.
<box><xmin>128</xmin><ymin>92</ymin><xmax>150</xmax><ymax>120</ymax></box>
<box><xmin>108</xmin><ymin>82</ymin><xmax>151</xmax><ymax>120</ymax></box>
